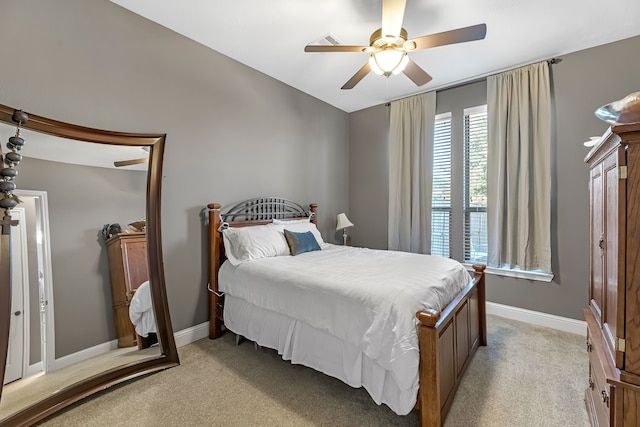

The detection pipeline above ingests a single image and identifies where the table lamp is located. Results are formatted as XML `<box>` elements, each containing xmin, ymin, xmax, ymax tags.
<box><xmin>336</xmin><ymin>213</ymin><xmax>354</xmax><ymax>245</ymax></box>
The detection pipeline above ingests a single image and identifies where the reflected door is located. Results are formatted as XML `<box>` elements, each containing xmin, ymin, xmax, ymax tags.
<box><xmin>4</xmin><ymin>209</ymin><xmax>27</xmax><ymax>385</ymax></box>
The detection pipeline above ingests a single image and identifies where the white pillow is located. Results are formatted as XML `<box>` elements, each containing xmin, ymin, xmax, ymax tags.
<box><xmin>222</xmin><ymin>224</ymin><xmax>289</xmax><ymax>266</ymax></box>
<box><xmin>271</xmin><ymin>218</ymin><xmax>325</xmax><ymax>246</ymax></box>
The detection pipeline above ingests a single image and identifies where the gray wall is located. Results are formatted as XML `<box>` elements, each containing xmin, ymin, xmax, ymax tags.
<box><xmin>349</xmin><ymin>35</ymin><xmax>640</xmax><ymax>320</ymax></box>
<box><xmin>0</xmin><ymin>0</ymin><xmax>349</xmax><ymax>337</ymax></box>
<box><xmin>5</xmin><ymin>0</ymin><xmax>635</xmax><ymax>333</ymax></box>
<box><xmin>348</xmin><ymin>105</ymin><xmax>389</xmax><ymax>249</ymax></box>
<box><xmin>17</xmin><ymin>158</ymin><xmax>146</xmax><ymax>357</ymax></box>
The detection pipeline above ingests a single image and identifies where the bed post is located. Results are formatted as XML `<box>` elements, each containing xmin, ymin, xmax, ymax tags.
<box><xmin>207</xmin><ymin>203</ymin><xmax>224</xmax><ymax>339</ymax></box>
<box><xmin>473</xmin><ymin>264</ymin><xmax>487</xmax><ymax>346</ymax></box>
<box><xmin>309</xmin><ymin>203</ymin><xmax>318</xmax><ymax>225</ymax></box>
<box><xmin>416</xmin><ymin>309</ymin><xmax>442</xmax><ymax>427</ymax></box>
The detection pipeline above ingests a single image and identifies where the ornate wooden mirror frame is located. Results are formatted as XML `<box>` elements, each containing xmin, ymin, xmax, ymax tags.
<box><xmin>0</xmin><ymin>103</ymin><xmax>179</xmax><ymax>426</ymax></box>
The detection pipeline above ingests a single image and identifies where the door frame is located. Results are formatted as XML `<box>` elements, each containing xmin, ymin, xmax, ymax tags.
<box><xmin>14</xmin><ymin>189</ymin><xmax>54</xmax><ymax>375</ymax></box>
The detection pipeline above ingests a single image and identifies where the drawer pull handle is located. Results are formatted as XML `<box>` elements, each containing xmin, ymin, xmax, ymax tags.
<box><xmin>586</xmin><ymin>340</ymin><xmax>592</xmax><ymax>352</ymax></box>
<box><xmin>589</xmin><ymin>379</ymin><xmax>594</xmax><ymax>390</ymax></box>
<box><xmin>601</xmin><ymin>390</ymin><xmax>609</xmax><ymax>407</ymax></box>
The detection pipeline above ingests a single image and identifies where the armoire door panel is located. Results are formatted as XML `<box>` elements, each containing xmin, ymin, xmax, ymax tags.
<box><xmin>122</xmin><ymin>239</ymin><xmax>148</xmax><ymax>297</ymax></box>
<box><xmin>625</xmin><ymin>144</ymin><xmax>640</xmax><ymax>376</ymax></box>
<box><xmin>615</xmin><ymin>145</ymin><xmax>627</xmax><ymax>371</ymax></box>
<box><xmin>591</xmin><ymin>165</ymin><xmax>604</xmax><ymax>324</ymax></box>
<box><xmin>603</xmin><ymin>154</ymin><xmax>619</xmax><ymax>361</ymax></box>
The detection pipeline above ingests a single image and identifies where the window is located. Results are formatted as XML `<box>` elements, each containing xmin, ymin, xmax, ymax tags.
<box><xmin>463</xmin><ymin>105</ymin><xmax>488</xmax><ymax>264</ymax></box>
<box><xmin>430</xmin><ymin>103</ymin><xmax>550</xmax><ymax>280</ymax></box>
<box><xmin>431</xmin><ymin>113</ymin><xmax>452</xmax><ymax>257</ymax></box>
<box><xmin>430</xmin><ymin>106</ymin><xmax>488</xmax><ymax>262</ymax></box>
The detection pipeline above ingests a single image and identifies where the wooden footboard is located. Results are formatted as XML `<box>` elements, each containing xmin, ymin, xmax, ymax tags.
<box><xmin>416</xmin><ymin>264</ymin><xmax>486</xmax><ymax>427</ymax></box>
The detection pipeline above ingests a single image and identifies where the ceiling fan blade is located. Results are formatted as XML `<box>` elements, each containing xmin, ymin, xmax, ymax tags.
<box><xmin>305</xmin><ymin>45</ymin><xmax>370</xmax><ymax>53</ymax></box>
<box><xmin>382</xmin><ymin>0</ymin><xmax>407</xmax><ymax>38</ymax></box>
<box><xmin>405</xmin><ymin>23</ymin><xmax>487</xmax><ymax>51</ymax></box>
<box><xmin>341</xmin><ymin>62</ymin><xmax>372</xmax><ymax>90</ymax></box>
<box><xmin>403</xmin><ymin>59</ymin><xmax>433</xmax><ymax>86</ymax></box>
<box><xmin>114</xmin><ymin>158</ymin><xmax>149</xmax><ymax>167</ymax></box>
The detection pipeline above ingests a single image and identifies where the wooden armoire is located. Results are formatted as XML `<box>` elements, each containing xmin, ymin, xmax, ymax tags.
<box><xmin>106</xmin><ymin>232</ymin><xmax>148</xmax><ymax>348</ymax></box>
<box><xmin>584</xmin><ymin>122</ymin><xmax>640</xmax><ymax>426</ymax></box>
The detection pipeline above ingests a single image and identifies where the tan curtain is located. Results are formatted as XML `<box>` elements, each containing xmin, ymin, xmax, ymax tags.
<box><xmin>388</xmin><ymin>92</ymin><xmax>436</xmax><ymax>253</ymax></box>
<box><xmin>487</xmin><ymin>61</ymin><xmax>552</xmax><ymax>272</ymax></box>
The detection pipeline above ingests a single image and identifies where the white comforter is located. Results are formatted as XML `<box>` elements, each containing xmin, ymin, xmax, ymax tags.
<box><xmin>219</xmin><ymin>244</ymin><xmax>470</xmax><ymax>414</ymax></box>
<box><xmin>129</xmin><ymin>280</ymin><xmax>157</xmax><ymax>337</ymax></box>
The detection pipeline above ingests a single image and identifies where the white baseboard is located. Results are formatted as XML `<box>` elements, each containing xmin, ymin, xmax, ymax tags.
<box><xmin>487</xmin><ymin>302</ymin><xmax>586</xmax><ymax>336</ymax></box>
<box><xmin>175</xmin><ymin>311</ymin><xmax>589</xmax><ymax>344</ymax></box>
<box><xmin>49</xmin><ymin>322</ymin><xmax>209</xmax><ymax>373</ymax></box>
<box><xmin>49</xmin><ymin>304</ymin><xmax>587</xmax><ymax>371</ymax></box>
<box><xmin>53</xmin><ymin>339</ymin><xmax>118</xmax><ymax>371</ymax></box>
<box><xmin>173</xmin><ymin>308</ymin><xmax>589</xmax><ymax>345</ymax></box>
<box><xmin>174</xmin><ymin>322</ymin><xmax>209</xmax><ymax>348</ymax></box>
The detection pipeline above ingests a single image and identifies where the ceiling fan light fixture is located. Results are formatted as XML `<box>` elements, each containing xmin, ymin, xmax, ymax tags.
<box><xmin>304</xmin><ymin>0</ymin><xmax>487</xmax><ymax>90</ymax></box>
<box><xmin>392</xmin><ymin>53</ymin><xmax>409</xmax><ymax>75</ymax></box>
<box><xmin>369</xmin><ymin>48</ymin><xmax>408</xmax><ymax>76</ymax></box>
<box><xmin>369</xmin><ymin>55</ymin><xmax>384</xmax><ymax>76</ymax></box>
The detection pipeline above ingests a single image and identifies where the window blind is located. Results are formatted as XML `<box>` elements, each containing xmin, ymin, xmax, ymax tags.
<box><xmin>431</xmin><ymin>112</ymin><xmax>452</xmax><ymax>257</ymax></box>
<box><xmin>463</xmin><ymin>105</ymin><xmax>488</xmax><ymax>263</ymax></box>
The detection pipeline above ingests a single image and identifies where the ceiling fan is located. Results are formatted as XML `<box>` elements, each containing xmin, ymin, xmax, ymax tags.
<box><xmin>304</xmin><ymin>0</ymin><xmax>487</xmax><ymax>90</ymax></box>
<box><xmin>114</xmin><ymin>146</ymin><xmax>150</xmax><ymax>168</ymax></box>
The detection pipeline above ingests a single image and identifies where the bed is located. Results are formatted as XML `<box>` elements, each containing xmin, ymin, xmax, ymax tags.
<box><xmin>206</xmin><ymin>198</ymin><xmax>486</xmax><ymax>427</ymax></box>
<box><xmin>128</xmin><ymin>280</ymin><xmax>157</xmax><ymax>349</ymax></box>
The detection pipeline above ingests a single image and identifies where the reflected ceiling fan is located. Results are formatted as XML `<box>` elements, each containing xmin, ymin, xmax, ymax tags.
<box><xmin>304</xmin><ymin>0</ymin><xmax>487</xmax><ymax>89</ymax></box>
<box><xmin>114</xmin><ymin>146</ymin><xmax>150</xmax><ymax>168</ymax></box>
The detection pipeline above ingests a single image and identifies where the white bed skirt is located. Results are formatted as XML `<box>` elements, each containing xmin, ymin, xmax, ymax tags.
<box><xmin>224</xmin><ymin>295</ymin><xmax>418</xmax><ymax>415</ymax></box>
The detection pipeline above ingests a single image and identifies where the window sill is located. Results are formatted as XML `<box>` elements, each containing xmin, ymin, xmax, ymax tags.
<box><xmin>463</xmin><ymin>263</ymin><xmax>554</xmax><ymax>283</ymax></box>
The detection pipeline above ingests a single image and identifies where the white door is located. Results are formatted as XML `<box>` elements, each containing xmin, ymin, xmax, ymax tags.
<box><xmin>4</xmin><ymin>208</ymin><xmax>27</xmax><ymax>385</ymax></box>
<box><xmin>15</xmin><ymin>190</ymin><xmax>52</xmax><ymax>374</ymax></box>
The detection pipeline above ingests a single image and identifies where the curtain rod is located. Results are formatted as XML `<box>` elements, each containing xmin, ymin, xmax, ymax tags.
<box><xmin>384</xmin><ymin>57</ymin><xmax>562</xmax><ymax>107</ymax></box>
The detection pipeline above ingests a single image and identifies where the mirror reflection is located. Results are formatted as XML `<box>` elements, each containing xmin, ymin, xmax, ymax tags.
<box><xmin>0</xmin><ymin>125</ymin><xmax>160</xmax><ymax>419</ymax></box>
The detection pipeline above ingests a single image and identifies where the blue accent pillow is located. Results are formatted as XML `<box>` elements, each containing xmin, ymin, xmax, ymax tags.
<box><xmin>283</xmin><ymin>229</ymin><xmax>321</xmax><ymax>256</ymax></box>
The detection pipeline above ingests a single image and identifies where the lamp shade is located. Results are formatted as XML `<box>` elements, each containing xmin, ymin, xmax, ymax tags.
<box><xmin>369</xmin><ymin>49</ymin><xmax>408</xmax><ymax>76</ymax></box>
<box><xmin>336</xmin><ymin>213</ymin><xmax>354</xmax><ymax>231</ymax></box>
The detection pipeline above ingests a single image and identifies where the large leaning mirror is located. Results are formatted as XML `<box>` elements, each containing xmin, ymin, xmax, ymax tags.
<box><xmin>0</xmin><ymin>104</ymin><xmax>179</xmax><ymax>426</ymax></box>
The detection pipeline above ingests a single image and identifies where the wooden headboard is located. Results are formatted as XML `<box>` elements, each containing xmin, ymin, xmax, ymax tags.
<box><xmin>206</xmin><ymin>197</ymin><xmax>318</xmax><ymax>338</ymax></box>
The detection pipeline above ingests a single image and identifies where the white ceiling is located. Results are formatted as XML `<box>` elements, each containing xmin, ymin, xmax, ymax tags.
<box><xmin>0</xmin><ymin>122</ymin><xmax>148</xmax><ymax>171</ymax></box>
<box><xmin>109</xmin><ymin>0</ymin><xmax>640</xmax><ymax>113</ymax></box>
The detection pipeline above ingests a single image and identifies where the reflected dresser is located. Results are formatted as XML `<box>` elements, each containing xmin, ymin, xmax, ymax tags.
<box><xmin>106</xmin><ymin>232</ymin><xmax>148</xmax><ymax>348</ymax></box>
<box><xmin>584</xmin><ymin>122</ymin><xmax>640</xmax><ymax>426</ymax></box>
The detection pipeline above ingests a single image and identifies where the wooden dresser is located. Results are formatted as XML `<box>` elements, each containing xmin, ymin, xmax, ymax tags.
<box><xmin>584</xmin><ymin>122</ymin><xmax>640</xmax><ymax>426</ymax></box>
<box><xmin>106</xmin><ymin>232</ymin><xmax>148</xmax><ymax>348</ymax></box>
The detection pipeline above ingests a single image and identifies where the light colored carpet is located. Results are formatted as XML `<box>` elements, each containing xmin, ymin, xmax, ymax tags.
<box><xmin>38</xmin><ymin>315</ymin><xmax>589</xmax><ymax>426</ymax></box>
